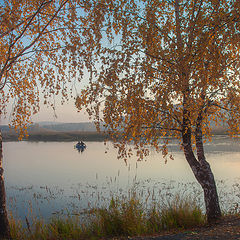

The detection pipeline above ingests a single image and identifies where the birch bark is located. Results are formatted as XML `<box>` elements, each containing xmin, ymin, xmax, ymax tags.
<box><xmin>0</xmin><ymin>132</ymin><xmax>11</xmax><ymax>239</ymax></box>
<box><xmin>182</xmin><ymin>105</ymin><xmax>221</xmax><ymax>223</ymax></box>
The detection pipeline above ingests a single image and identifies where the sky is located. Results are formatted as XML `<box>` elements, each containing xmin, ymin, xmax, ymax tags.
<box><xmin>0</xmin><ymin>81</ymin><xmax>91</xmax><ymax>125</ymax></box>
<box><xmin>0</xmin><ymin>97</ymin><xmax>90</xmax><ymax>125</ymax></box>
<box><xmin>31</xmin><ymin>98</ymin><xmax>90</xmax><ymax>123</ymax></box>
<box><xmin>29</xmin><ymin>69</ymin><xmax>92</xmax><ymax>123</ymax></box>
<box><xmin>0</xmin><ymin>0</ymin><xmax>128</xmax><ymax>126</ymax></box>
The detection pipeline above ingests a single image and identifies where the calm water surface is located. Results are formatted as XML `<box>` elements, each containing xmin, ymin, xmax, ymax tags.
<box><xmin>3</xmin><ymin>136</ymin><xmax>240</xmax><ymax>220</ymax></box>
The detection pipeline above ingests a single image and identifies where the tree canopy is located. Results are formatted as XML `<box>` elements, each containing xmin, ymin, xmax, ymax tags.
<box><xmin>0</xmin><ymin>1</ymin><xmax>99</xmax><ymax>237</ymax></box>
<box><xmin>0</xmin><ymin>0</ymin><xmax>239</xmax><ymax>224</ymax></box>
<box><xmin>75</xmin><ymin>0</ymin><xmax>240</xmax><ymax>222</ymax></box>
<box><xmin>75</xmin><ymin>0</ymin><xmax>240</xmax><ymax>158</ymax></box>
<box><xmin>0</xmin><ymin>0</ymin><xmax>99</xmax><ymax>138</ymax></box>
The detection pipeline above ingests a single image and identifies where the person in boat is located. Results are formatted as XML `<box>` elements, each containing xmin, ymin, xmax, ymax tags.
<box><xmin>77</xmin><ymin>140</ymin><xmax>86</xmax><ymax>148</ymax></box>
<box><xmin>75</xmin><ymin>140</ymin><xmax>86</xmax><ymax>153</ymax></box>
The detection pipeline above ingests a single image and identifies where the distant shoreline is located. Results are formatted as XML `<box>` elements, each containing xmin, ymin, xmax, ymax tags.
<box><xmin>1</xmin><ymin>131</ymin><xmax>110</xmax><ymax>142</ymax></box>
<box><xmin>1</xmin><ymin>130</ymin><xmax>232</xmax><ymax>142</ymax></box>
<box><xmin>1</xmin><ymin>122</ymin><xmax>231</xmax><ymax>142</ymax></box>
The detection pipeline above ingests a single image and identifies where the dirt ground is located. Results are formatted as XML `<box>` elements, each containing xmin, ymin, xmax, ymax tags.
<box><xmin>129</xmin><ymin>215</ymin><xmax>240</xmax><ymax>240</ymax></box>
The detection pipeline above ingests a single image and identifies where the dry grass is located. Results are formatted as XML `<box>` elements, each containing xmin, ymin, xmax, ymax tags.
<box><xmin>8</xmin><ymin>191</ymin><xmax>205</xmax><ymax>240</ymax></box>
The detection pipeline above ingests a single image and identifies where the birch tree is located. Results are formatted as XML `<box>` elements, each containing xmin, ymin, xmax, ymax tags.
<box><xmin>0</xmin><ymin>0</ymin><xmax>92</xmax><ymax>237</ymax></box>
<box><xmin>75</xmin><ymin>0</ymin><xmax>240</xmax><ymax>222</ymax></box>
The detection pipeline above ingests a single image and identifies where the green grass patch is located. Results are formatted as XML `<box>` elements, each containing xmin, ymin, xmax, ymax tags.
<box><xmin>9</xmin><ymin>193</ymin><xmax>205</xmax><ymax>239</ymax></box>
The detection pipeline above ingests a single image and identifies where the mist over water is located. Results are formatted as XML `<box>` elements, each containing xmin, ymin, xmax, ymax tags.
<box><xmin>3</xmin><ymin>136</ymin><xmax>240</xmax><ymax>220</ymax></box>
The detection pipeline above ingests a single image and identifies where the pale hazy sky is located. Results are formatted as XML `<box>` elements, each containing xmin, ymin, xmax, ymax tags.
<box><xmin>0</xmin><ymin>97</ymin><xmax>90</xmax><ymax>125</ymax></box>
<box><xmin>1</xmin><ymin>77</ymin><xmax>91</xmax><ymax>125</ymax></box>
<box><xmin>32</xmin><ymin>98</ymin><xmax>90</xmax><ymax>123</ymax></box>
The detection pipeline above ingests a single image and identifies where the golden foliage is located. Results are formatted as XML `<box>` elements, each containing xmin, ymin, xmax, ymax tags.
<box><xmin>1</xmin><ymin>0</ymin><xmax>239</xmax><ymax>151</ymax></box>
<box><xmin>0</xmin><ymin>0</ymin><xmax>104</xmax><ymax>139</ymax></box>
<box><xmin>74</xmin><ymin>0</ymin><xmax>240</xmax><ymax>159</ymax></box>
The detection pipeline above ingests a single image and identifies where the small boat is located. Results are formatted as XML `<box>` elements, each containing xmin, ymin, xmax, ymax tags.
<box><xmin>75</xmin><ymin>142</ymin><xmax>86</xmax><ymax>152</ymax></box>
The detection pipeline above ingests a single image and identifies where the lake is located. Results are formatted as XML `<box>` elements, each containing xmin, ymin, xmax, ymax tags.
<box><xmin>3</xmin><ymin>136</ymin><xmax>240</xmax><ymax>220</ymax></box>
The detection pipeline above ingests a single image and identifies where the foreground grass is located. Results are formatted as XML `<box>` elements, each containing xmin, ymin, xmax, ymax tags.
<box><xmin>9</xmin><ymin>194</ymin><xmax>205</xmax><ymax>240</ymax></box>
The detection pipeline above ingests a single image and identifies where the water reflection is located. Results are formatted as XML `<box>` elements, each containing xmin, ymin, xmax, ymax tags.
<box><xmin>3</xmin><ymin>137</ymin><xmax>240</xmax><ymax>186</ymax></box>
<box><xmin>2</xmin><ymin>136</ymin><xmax>240</xmax><ymax>220</ymax></box>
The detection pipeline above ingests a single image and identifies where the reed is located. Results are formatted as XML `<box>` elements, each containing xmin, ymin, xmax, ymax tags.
<box><xmin>8</xmin><ymin>191</ymin><xmax>205</xmax><ymax>239</ymax></box>
<box><xmin>7</xmin><ymin>177</ymin><xmax>240</xmax><ymax>239</ymax></box>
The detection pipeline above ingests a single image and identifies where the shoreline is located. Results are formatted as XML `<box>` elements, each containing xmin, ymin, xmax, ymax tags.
<box><xmin>1</xmin><ymin>131</ymin><xmax>234</xmax><ymax>142</ymax></box>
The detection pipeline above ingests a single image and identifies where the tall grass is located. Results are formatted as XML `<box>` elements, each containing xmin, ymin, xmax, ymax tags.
<box><xmin>7</xmin><ymin>177</ymin><xmax>240</xmax><ymax>239</ymax></box>
<box><xmin>8</xmin><ymin>192</ymin><xmax>205</xmax><ymax>240</ymax></box>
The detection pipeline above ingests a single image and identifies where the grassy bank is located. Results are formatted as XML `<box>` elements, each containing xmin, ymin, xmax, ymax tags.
<box><xmin>7</xmin><ymin>178</ymin><xmax>240</xmax><ymax>240</ymax></box>
<box><xmin>9</xmin><ymin>193</ymin><xmax>205</xmax><ymax>240</ymax></box>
